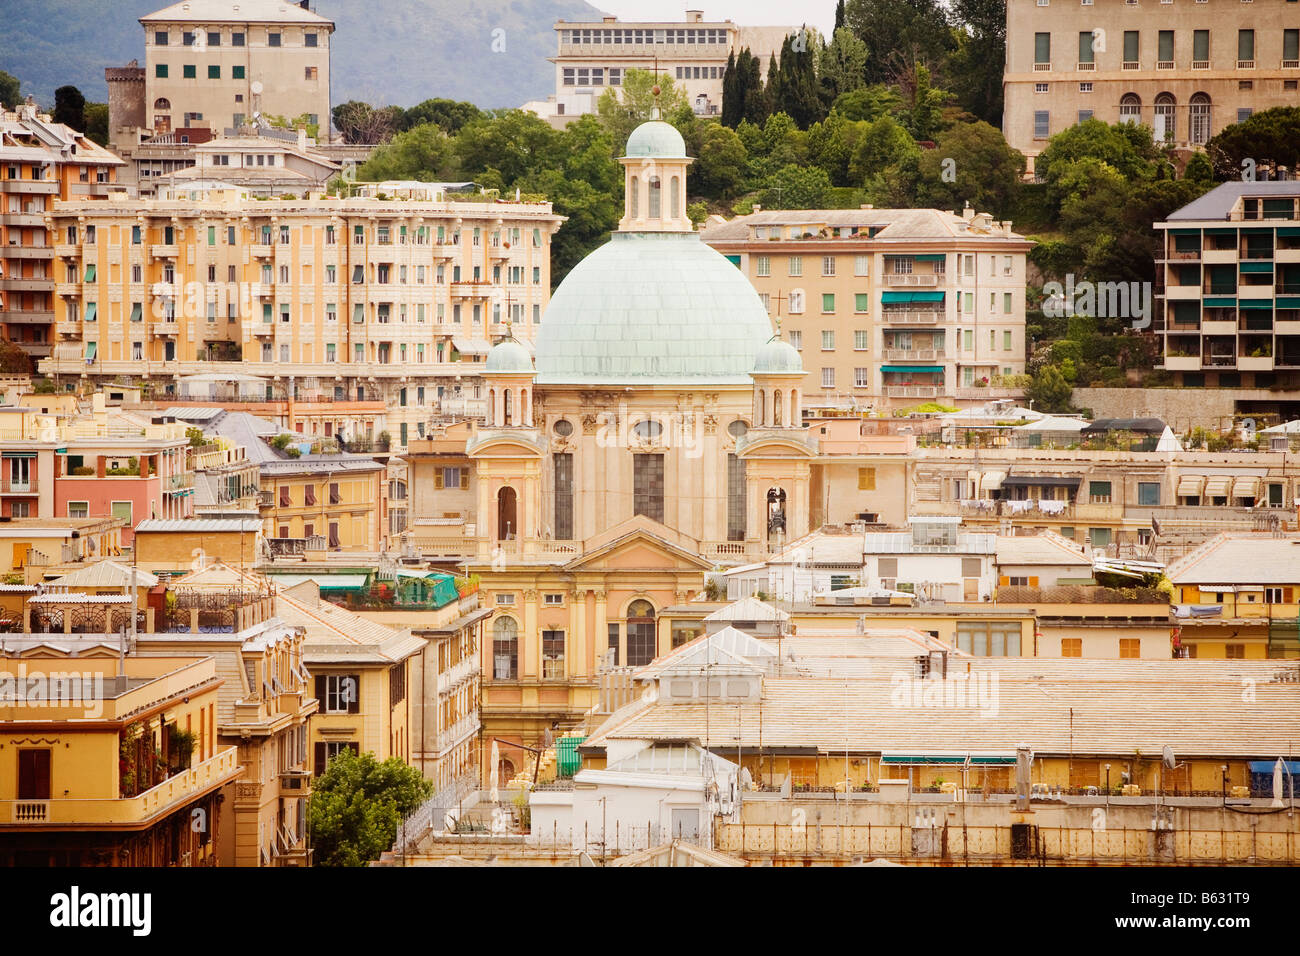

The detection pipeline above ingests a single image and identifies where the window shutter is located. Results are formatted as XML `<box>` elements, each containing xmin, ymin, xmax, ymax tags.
<box><xmin>434</xmin><ymin>471</ymin><xmax>443</xmax><ymax>489</ymax></box>
<box><xmin>461</xmin><ymin>471</ymin><xmax>469</xmax><ymax>489</ymax></box>
<box><xmin>999</xmin><ymin>575</ymin><xmax>1010</xmax><ymax>586</ymax></box>
<box><xmin>314</xmin><ymin>742</ymin><xmax>326</xmax><ymax>778</ymax></box>
<box><xmin>347</xmin><ymin>675</ymin><xmax>360</xmax><ymax>714</ymax></box>
<box><xmin>314</xmin><ymin>675</ymin><xmax>326</xmax><ymax>710</ymax></box>
<box><xmin>1029</xmin><ymin>576</ymin><xmax>1039</xmax><ymax>587</ymax></box>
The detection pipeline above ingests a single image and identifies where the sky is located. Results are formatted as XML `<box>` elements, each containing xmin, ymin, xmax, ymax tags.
<box><xmin>590</xmin><ymin>0</ymin><xmax>839</xmax><ymax>38</ymax></box>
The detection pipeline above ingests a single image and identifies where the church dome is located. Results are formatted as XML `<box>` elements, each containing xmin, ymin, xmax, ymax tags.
<box><xmin>533</xmin><ymin>232</ymin><xmax>775</xmax><ymax>385</ymax></box>
<box><xmin>752</xmin><ymin>337</ymin><xmax>804</xmax><ymax>375</ymax></box>
<box><xmin>625</xmin><ymin>120</ymin><xmax>687</xmax><ymax>159</ymax></box>
<box><xmin>484</xmin><ymin>337</ymin><xmax>533</xmax><ymax>374</ymax></box>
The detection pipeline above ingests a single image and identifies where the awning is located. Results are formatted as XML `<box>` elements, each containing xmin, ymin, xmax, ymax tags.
<box><xmin>1176</xmin><ymin>475</ymin><xmax>1205</xmax><ymax>497</ymax></box>
<box><xmin>881</xmin><ymin>365</ymin><xmax>944</xmax><ymax>373</ymax></box>
<box><xmin>267</xmin><ymin>572</ymin><xmax>369</xmax><ymax>591</ymax></box>
<box><xmin>1203</xmin><ymin>297</ymin><xmax>1237</xmax><ymax>307</ymax></box>
<box><xmin>1</xmin><ymin>451</ymin><xmax>36</xmax><ymax>459</ymax></box>
<box><xmin>980</xmin><ymin>471</ymin><xmax>1006</xmax><ymax>492</ymax></box>
<box><xmin>881</xmin><ymin>291</ymin><xmax>945</xmax><ymax>304</ymax></box>
<box><xmin>1278</xmin><ymin>297</ymin><xmax>1300</xmax><ymax>309</ymax></box>
<box><xmin>1240</xmin><ymin>261</ymin><xmax>1274</xmax><ymax>273</ymax></box>
<box><xmin>1249</xmin><ymin>761</ymin><xmax>1300</xmax><ymax>775</ymax></box>
<box><xmin>1206</xmin><ymin>228</ymin><xmax>1237</xmax><ymax>236</ymax></box>
<box><xmin>912</xmin><ymin>253</ymin><xmax>947</xmax><ymax>262</ymax></box>
<box><xmin>1240</xmin><ymin>300</ymin><xmax>1273</xmax><ymax>310</ymax></box>
<box><xmin>1000</xmin><ymin>475</ymin><xmax>1082</xmax><ymax>490</ymax></box>
<box><xmin>451</xmin><ymin>337</ymin><xmax>490</xmax><ymax>355</ymax></box>
<box><xmin>1278</xmin><ymin>227</ymin><xmax>1300</xmax><ymax>238</ymax></box>
<box><xmin>1204</xmin><ymin>476</ymin><xmax>1232</xmax><ymax>497</ymax></box>
<box><xmin>1231</xmin><ymin>476</ymin><xmax>1260</xmax><ymax>499</ymax></box>
<box><xmin>881</xmin><ymin>752</ymin><xmax>1018</xmax><ymax>766</ymax></box>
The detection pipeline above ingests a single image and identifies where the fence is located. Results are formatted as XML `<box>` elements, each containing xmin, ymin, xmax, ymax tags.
<box><xmin>391</xmin><ymin>771</ymin><xmax>478</xmax><ymax>856</ymax></box>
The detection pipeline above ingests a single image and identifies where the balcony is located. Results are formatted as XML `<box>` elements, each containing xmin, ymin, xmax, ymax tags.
<box><xmin>884</xmin><ymin>274</ymin><xmax>940</xmax><ymax>287</ymax></box>
<box><xmin>0</xmin><ymin>180</ymin><xmax>57</xmax><ymax>195</ymax></box>
<box><xmin>1122</xmin><ymin>61</ymin><xmax>1140</xmax><ymax>70</ymax></box>
<box><xmin>1076</xmin><ymin>61</ymin><xmax>1095</xmax><ymax>71</ymax></box>
<box><xmin>0</xmin><ymin>213</ymin><xmax>45</xmax><ymax>228</ymax></box>
<box><xmin>1156</xmin><ymin>60</ymin><xmax>1175</xmax><ymax>70</ymax></box>
<box><xmin>884</xmin><ymin>384</ymin><xmax>941</xmax><ymax>398</ymax></box>
<box><xmin>881</xmin><ymin>310</ymin><xmax>944</xmax><ymax>325</ymax></box>
<box><xmin>151</xmin><ymin>318</ymin><xmax>179</xmax><ymax>335</ymax></box>
<box><xmin>54</xmin><ymin>320</ymin><xmax>80</xmax><ymax>336</ymax></box>
<box><xmin>1033</xmin><ymin>62</ymin><xmax>1051</xmax><ymax>71</ymax></box>
<box><xmin>0</xmin><ymin>308</ymin><xmax>53</xmax><ymax>325</ymax></box>
<box><xmin>166</xmin><ymin>472</ymin><xmax>194</xmax><ymax>492</ymax></box>
<box><xmin>0</xmin><ymin>277</ymin><xmax>52</xmax><ymax>293</ymax></box>
<box><xmin>1201</xmin><ymin>320</ymin><xmax>1237</xmax><ymax>335</ymax></box>
<box><xmin>1237</xmin><ymin>60</ymin><xmax>1255</xmax><ymax>69</ymax></box>
<box><xmin>150</xmin><ymin>244</ymin><xmax>179</xmax><ymax>258</ymax></box>
<box><xmin>1167</xmin><ymin>249</ymin><xmax>1200</xmax><ymax>261</ymax></box>
<box><xmin>150</xmin><ymin>281</ymin><xmax>177</xmax><ymax>297</ymax></box>
<box><xmin>883</xmin><ymin>348</ymin><xmax>947</xmax><ymax>362</ymax></box>
<box><xmin>250</xmin><ymin>244</ymin><xmax>273</xmax><ymax>258</ymax></box>
<box><xmin>450</xmin><ymin>281</ymin><xmax>492</xmax><ymax>298</ymax></box>
<box><xmin>0</xmin><ymin>478</ymin><xmax>37</xmax><ymax>494</ymax></box>
<box><xmin>1192</xmin><ymin>60</ymin><xmax>1209</xmax><ymax>69</ymax></box>
<box><xmin>953</xmin><ymin>385</ymin><xmax>1024</xmax><ymax>400</ymax></box>
<box><xmin>278</xmin><ymin>767</ymin><xmax>312</xmax><ymax>794</ymax></box>
<box><xmin>1164</xmin><ymin>355</ymin><xmax>1202</xmax><ymax>371</ymax></box>
<box><xmin>3</xmin><ymin>747</ymin><xmax>239</xmax><ymax>826</ymax></box>
<box><xmin>54</xmin><ymin>282</ymin><xmax>81</xmax><ymax>297</ymax></box>
<box><xmin>53</xmin><ymin>244</ymin><xmax>78</xmax><ymax>259</ymax></box>
<box><xmin>1238</xmin><ymin>354</ymin><xmax>1274</xmax><ymax>371</ymax></box>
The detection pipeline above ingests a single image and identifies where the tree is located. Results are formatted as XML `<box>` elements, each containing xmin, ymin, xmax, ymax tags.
<box><xmin>819</xmin><ymin>27</ymin><xmax>870</xmax><ymax>104</ymax></box>
<box><xmin>397</xmin><ymin>98</ymin><xmax>485</xmax><ymax>135</ymax></box>
<box><xmin>308</xmin><ymin>749</ymin><xmax>432</xmax><ymax>867</ymax></box>
<box><xmin>848</xmin><ymin>114</ymin><xmax>919</xmax><ymax>183</ymax></box>
<box><xmin>0</xmin><ymin>340</ymin><xmax>32</xmax><ymax>375</ymax></box>
<box><xmin>721</xmin><ymin>51</ymin><xmax>741</xmax><ymax>127</ymax></box>
<box><xmin>893</xmin><ymin>61</ymin><xmax>948</xmax><ymax>142</ymax></box>
<box><xmin>773</xmin><ymin>28</ymin><xmax>825</xmax><ymax>128</ymax></box>
<box><xmin>844</xmin><ymin>0</ymin><xmax>955</xmax><ymax>85</ymax></box>
<box><xmin>263</xmin><ymin>112</ymin><xmax>319</xmax><ymax>140</ymax></box>
<box><xmin>594</xmin><ymin>68</ymin><xmax>688</xmax><ymax>152</ymax></box>
<box><xmin>185</xmin><ymin>426</ymin><xmax>207</xmax><ymax>449</ymax></box>
<box><xmin>759</xmin><ymin>164</ymin><xmax>832</xmax><ymax>209</ymax></box>
<box><xmin>694</xmin><ymin>123</ymin><xmax>749</xmax><ymax>199</ymax></box>
<box><xmin>915</xmin><ymin>121</ymin><xmax>1024</xmax><ymax>218</ymax></box>
<box><xmin>1205</xmin><ymin>107</ymin><xmax>1300</xmax><ymax>181</ymax></box>
<box><xmin>0</xmin><ymin>70</ymin><xmax>20</xmax><ymax>110</ymax></box>
<box><xmin>331</xmin><ymin>100</ymin><xmax>401</xmax><ymax>145</ymax></box>
<box><xmin>454</xmin><ymin>110</ymin><xmax>562</xmax><ymax>187</ymax></box>
<box><xmin>82</xmin><ymin>103</ymin><xmax>109</xmax><ymax>146</ymax></box>
<box><xmin>1026</xmin><ymin>365</ymin><xmax>1074</xmax><ymax>413</ymax></box>
<box><xmin>52</xmin><ymin>85</ymin><xmax>85</xmax><ymax>132</ymax></box>
<box><xmin>946</xmin><ymin>0</ymin><xmax>1006</xmax><ymax>125</ymax></box>
<box><xmin>830</xmin><ymin>85</ymin><xmax>902</xmax><ymax>122</ymax></box>
<box><xmin>357</xmin><ymin>123</ymin><xmax>454</xmax><ymax>182</ymax></box>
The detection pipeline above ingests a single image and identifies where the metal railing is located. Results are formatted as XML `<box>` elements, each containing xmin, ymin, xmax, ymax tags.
<box><xmin>392</xmin><ymin>771</ymin><xmax>479</xmax><ymax>856</ymax></box>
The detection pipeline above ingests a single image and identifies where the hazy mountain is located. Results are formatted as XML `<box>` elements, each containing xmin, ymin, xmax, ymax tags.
<box><xmin>0</xmin><ymin>0</ymin><xmax>604</xmax><ymax>111</ymax></box>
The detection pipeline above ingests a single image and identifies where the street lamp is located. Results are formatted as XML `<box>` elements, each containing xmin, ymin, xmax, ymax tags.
<box><xmin>1221</xmin><ymin>764</ymin><xmax>1229</xmax><ymax>806</ymax></box>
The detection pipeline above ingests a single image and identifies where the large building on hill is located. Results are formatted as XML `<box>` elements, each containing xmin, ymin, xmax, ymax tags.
<box><xmin>532</xmin><ymin>10</ymin><xmax>797</xmax><ymax>122</ymax></box>
<box><xmin>1003</xmin><ymin>0</ymin><xmax>1300</xmax><ymax>171</ymax></box>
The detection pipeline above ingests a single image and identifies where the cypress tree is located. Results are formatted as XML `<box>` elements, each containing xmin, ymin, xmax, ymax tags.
<box><xmin>722</xmin><ymin>50</ymin><xmax>739</xmax><ymax>126</ymax></box>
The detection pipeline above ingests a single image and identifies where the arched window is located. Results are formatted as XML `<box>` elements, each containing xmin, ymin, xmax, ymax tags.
<box><xmin>1154</xmin><ymin>93</ymin><xmax>1176</xmax><ymax>143</ymax></box>
<box><xmin>767</xmin><ymin>487</ymin><xmax>787</xmax><ymax>535</ymax></box>
<box><xmin>756</xmin><ymin>389</ymin><xmax>766</xmax><ymax>426</ymax></box>
<box><xmin>1189</xmin><ymin>92</ymin><xmax>1212</xmax><ymax>145</ymax></box>
<box><xmin>496</xmin><ymin>486</ymin><xmax>517</xmax><ymax>542</ymax></box>
<box><xmin>670</xmin><ymin>175</ymin><xmax>681</xmax><ymax>219</ymax></box>
<box><xmin>503</xmin><ymin>388</ymin><xmax>513</xmax><ymax>426</ymax></box>
<box><xmin>1119</xmin><ymin>93</ymin><xmax>1141</xmax><ymax>124</ymax></box>
<box><xmin>648</xmin><ymin>176</ymin><xmax>661</xmax><ymax>218</ymax></box>
<box><xmin>630</xmin><ymin>175</ymin><xmax>639</xmax><ymax>218</ymax></box>
<box><xmin>487</xmin><ymin>388</ymin><xmax>495</xmax><ymax>426</ymax></box>
<box><xmin>772</xmin><ymin>389</ymin><xmax>783</xmax><ymax>426</ymax></box>
<box><xmin>626</xmin><ymin>600</ymin><xmax>656</xmax><ymax>667</ymax></box>
<box><xmin>153</xmin><ymin>97</ymin><xmax>171</xmax><ymax>110</ymax></box>
<box><xmin>520</xmin><ymin>389</ymin><xmax>529</xmax><ymax>426</ymax></box>
<box><xmin>790</xmin><ymin>389</ymin><xmax>798</xmax><ymax>424</ymax></box>
<box><xmin>492</xmin><ymin>617</ymin><xmax>518</xmax><ymax>680</ymax></box>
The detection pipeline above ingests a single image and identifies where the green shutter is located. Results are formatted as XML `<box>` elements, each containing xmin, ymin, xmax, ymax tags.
<box><xmin>1124</xmin><ymin>31</ymin><xmax>1139</xmax><ymax>62</ymax></box>
<box><xmin>1286</xmin><ymin>30</ymin><xmax>1299</xmax><ymax>61</ymax></box>
<box><xmin>1035</xmin><ymin>32</ymin><xmax>1050</xmax><ymax>63</ymax></box>
<box><xmin>84</xmin><ymin>264</ymin><xmax>95</xmax><ymax>281</ymax></box>
<box><xmin>855</xmin><ymin>293</ymin><xmax>868</xmax><ymax>312</ymax></box>
<box><xmin>1158</xmin><ymin>31</ymin><xmax>1173</xmax><ymax>62</ymax></box>
<box><xmin>1079</xmin><ymin>31</ymin><xmax>1094</xmax><ymax>63</ymax></box>
<box><xmin>129</xmin><ymin>303</ymin><xmax>142</xmax><ymax>322</ymax></box>
<box><xmin>1238</xmin><ymin>29</ymin><xmax>1254</xmax><ymax>61</ymax></box>
<box><xmin>1193</xmin><ymin>30</ymin><xmax>1209</xmax><ymax>61</ymax></box>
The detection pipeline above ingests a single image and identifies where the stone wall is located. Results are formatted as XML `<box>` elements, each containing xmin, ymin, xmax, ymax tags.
<box><xmin>1072</xmin><ymin>387</ymin><xmax>1300</xmax><ymax>432</ymax></box>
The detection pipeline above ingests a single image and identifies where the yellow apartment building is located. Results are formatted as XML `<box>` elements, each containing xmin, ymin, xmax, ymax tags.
<box><xmin>40</xmin><ymin>185</ymin><xmax>564</xmax><ymax>452</ymax></box>
<box><xmin>1003</xmin><ymin>0</ymin><xmax>1300</xmax><ymax>172</ymax></box>
<box><xmin>0</xmin><ymin>652</ymin><xmax>239</xmax><ymax>866</ymax></box>
<box><xmin>132</xmin><ymin>515</ymin><xmax>263</xmax><ymax>572</ymax></box>
<box><xmin>1166</xmin><ymin>532</ymin><xmax>1300</xmax><ymax>658</ymax></box>
<box><xmin>260</xmin><ymin>455</ymin><xmax>384</xmax><ymax>552</ymax></box>
<box><xmin>1</xmin><ymin>105</ymin><xmax>124</xmax><ymax>361</ymax></box>
<box><xmin>701</xmin><ymin>206</ymin><xmax>1031</xmax><ymax>413</ymax></box>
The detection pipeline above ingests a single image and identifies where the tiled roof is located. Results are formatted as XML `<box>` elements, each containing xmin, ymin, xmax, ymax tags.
<box><xmin>1166</xmin><ymin>534</ymin><xmax>1300</xmax><ymax>586</ymax></box>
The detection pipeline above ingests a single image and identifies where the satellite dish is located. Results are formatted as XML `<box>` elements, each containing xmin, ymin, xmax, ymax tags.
<box><xmin>250</xmin><ymin>80</ymin><xmax>264</xmax><ymax>95</ymax></box>
<box><xmin>1162</xmin><ymin>745</ymin><xmax>1177</xmax><ymax>769</ymax></box>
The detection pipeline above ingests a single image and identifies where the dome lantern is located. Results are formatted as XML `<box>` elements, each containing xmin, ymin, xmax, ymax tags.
<box><xmin>619</xmin><ymin>120</ymin><xmax>693</xmax><ymax>234</ymax></box>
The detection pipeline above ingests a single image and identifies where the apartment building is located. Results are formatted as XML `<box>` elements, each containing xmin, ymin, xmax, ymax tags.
<box><xmin>150</xmin><ymin>128</ymin><xmax>340</xmax><ymax>198</ymax></box>
<box><xmin>40</xmin><ymin>186</ymin><xmax>563</xmax><ymax>450</ymax></box>
<box><xmin>701</xmin><ymin>206</ymin><xmax>1031</xmax><ymax>412</ymax></box>
<box><xmin>0</xmin><ymin>105</ymin><xmax>124</xmax><ymax>361</ymax></box>
<box><xmin>540</xmin><ymin>10</ymin><xmax>796</xmax><ymax>121</ymax></box>
<box><xmin>124</xmin><ymin>0</ymin><xmax>333</xmax><ymax>150</ymax></box>
<box><xmin>1004</xmin><ymin>0</ymin><xmax>1300</xmax><ymax>170</ymax></box>
<box><xmin>0</xmin><ymin>650</ymin><xmax>238</xmax><ymax>866</ymax></box>
<box><xmin>1166</xmin><ymin>532</ymin><xmax>1300</xmax><ymax>658</ymax></box>
<box><xmin>260</xmin><ymin>455</ymin><xmax>385</xmax><ymax>552</ymax></box>
<box><xmin>1157</xmin><ymin>180</ymin><xmax>1300</xmax><ymax>387</ymax></box>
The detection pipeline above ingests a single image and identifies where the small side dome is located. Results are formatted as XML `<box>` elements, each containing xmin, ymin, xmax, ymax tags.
<box><xmin>752</xmin><ymin>338</ymin><xmax>803</xmax><ymax>375</ymax></box>
<box><xmin>625</xmin><ymin>120</ymin><xmax>687</xmax><ymax>159</ymax></box>
<box><xmin>484</xmin><ymin>338</ymin><xmax>533</xmax><ymax>374</ymax></box>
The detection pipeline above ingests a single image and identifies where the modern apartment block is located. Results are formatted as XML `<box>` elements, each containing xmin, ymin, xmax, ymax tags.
<box><xmin>0</xmin><ymin>105</ymin><xmax>124</xmax><ymax>361</ymax></box>
<box><xmin>701</xmin><ymin>206</ymin><xmax>1031</xmax><ymax>412</ymax></box>
<box><xmin>1157</xmin><ymin>180</ymin><xmax>1300</xmax><ymax>387</ymax></box>
<box><xmin>40</xmin><ymin>184</ymin><xmax>564</xmax><ymax>451</ymax></box>
<box><xmin>1003</xmin><ymin>0</ymin><xmax>1300</xmax><ymax>170</ymax></box>
<box><xmin>538</xmin><ymin>10</ymin><xmax>796</xmax><ymax>120</ymax></box>
<box><xmin>119</xmin><ymin>0</ymin><xmax>333</xmax><ymax>150</ymax></box>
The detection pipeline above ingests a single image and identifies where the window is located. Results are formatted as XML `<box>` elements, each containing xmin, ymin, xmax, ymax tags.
<box><xmin>67</xmin><ymin>501</ymin><xmax>89</xmax><ymax>519</ymax></box>
<box><xmin>1034</xmin><ymin>32</ymin><xmax>1051</xmax><ymax>65</ymax></box>
<box><xmin>1034</xmin><ymin>111</ymin><xmax>1050</xmax><ymax>138</ymax></box>
<box><xmin>858</xmin><ymin>467</ymin><xmax>876</xmax><ymax>491</ymax></box>
<box><xmin>156</xmin><ymin>64</ymin><xmax>168</xmax><ymax>78</ymax></box>
<box><xmin>755</xmin><ymin>256</ymin><xmax>770</xmax><ymax>277</ymax></box>
<box><xmin>822</xmin><ymin>293</ymin><xmax>835</xmax><ymax>313</ymax></box>
<box><xmin>854</xmin><ymin>330</ymin><xmax>869</xmax><ymax>350</ymax></box>
<box><xmin>1119</xmin><ymin>638</ymin><xmax>1141</xmax><ymax>659</ymax></box>
<box><xmin>1138</xmin><ymin>481</ymin><xmax>1160</xmax><ymax>505</ymax></box>
<box><xmin>1238</xmin><ymin>28</ymin><xmax>1254</xmax><ymax>64</ymax></box>
<box><xmin>183</xmin><ymin>64</ymin><xmax>196</xmax><ymax>79</ymax></box>
<box><xmin>822</xmin><ymin>367</ymin><xmax>835</xmax><ymax>388</ymax></box>
<box><xmin>1265</xmin><ymin>587</ymin><xmax>1294</xmax><ymax>604</ymax></box>
<box><xmin>208</xmin><ymin>65</ymin><xmax>220</xmax><ymax>79</ymax></box>
<box><xmin>269</xmin><ymin>32</ymin><xmax>281</xmax><ymax>47</ymax></box>
<box><xmin>17</xmin><ymin>749</ymin><xmax>51</xmax><ymax>801</ymax></box>
<box><xmin>855</xmin><ymin>293</ymin><xmax>868</xmax><ymax>313</ymax></box>
<box><xmin>955</xmin><ymin>622</ymin><xmax>1022</xmax><ymax>656</ymax></box>
<box><xmin>542</xmin><ymin>630</ymin><xmax>565</xmax><ymax>679</ymax></box>
<box><xmin>110</xmin><ymin>501</ymin><xmax>132</xmax><ymax>525</ymax></box>
<box><xmin>306</xmin><ymin>32</ymin><xmax>318</xmax><ymax>47</ymax></box>
<box><xmin>553</xmin><ymin>452</ymin><xmax>573</xmax><ymax>539</ymax></box>
<box><xmin>320</xmin><ymin>674</ymin><xmax>361</xmax><ymax>714</ymax></box>
<box><xmin>855</xmin><ymin>368</ymin><xmax>870</xmax><ymax>388</ymax></box>
<box><xmin>854</xmin><ymin>255</ymin><xmax>869</xmax><ymax>276</ymax></box>
<box><xmin>233</xmin><ymin>31</ymin><xmax>244</xmax><ymax>46</ymax></box>
<box><xmin>626</xmin><ymin>600</ymin><xmax>656</xmax><ymax>667</ymax></box>
<box><xmin>822</xmin><ymin>256</ymin><xmax>836</xmax><ymax>276</ymax></box>
<box><xmin>788</xmin><ymin>255</ymin><xmax>802</xmax><ymax>277</ymax></box>
<box><xmin>493</xmin><ymin>617</ymin><xmax>518</xmax><ymax>679</ymax></box>
<box><xmin>1061</xmin><ymin>638</ymin><xmax>1082</xmax><ymax>657</ymax></box>
<box><xmin>155</xmin><ymin>31</ymin><xmax>169</xmax><ymax>45</ymax></box>
<box><xmin>1089</xmin><ymin>480</ymin><xmax>1113</xmax><ymax>503</ymax></box>
<box><xmin>789</xmin><ymin>330</ymin><xmax>801</xmax><ymax>350</ymax></box>
<box><xmin>233</xmin><ymin>65</ymin><xmax>245</xmax><ymax>79</ymax></box>
<box><xmin>633</xmin><ymin>454</ymin><xmax>664</xmax><ymax>522</ymax></box>
<box><xmin>822</xmin><ymin>330</ymin><xmax>835</xmax><ymax>350</ymax></box>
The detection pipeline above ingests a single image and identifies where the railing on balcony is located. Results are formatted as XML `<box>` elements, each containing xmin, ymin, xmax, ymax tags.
<box><xmin>881</xmin><ymin>310</ymin><xmax>944</xmax><ymax>325</ymax></box>
<box><xmin>885</xmin><ymin>385</ymin><xmax>941</xmax><ymax>398</ymax></box>
<box><xmin>0</xmin><ymin>478</ymin><xmax>38</xmax><ymax>494</ymax></box>
<box><xmin>884</xmin><ymin>274</ymin><xmax>940</xmax><ymax>287</ymax></box>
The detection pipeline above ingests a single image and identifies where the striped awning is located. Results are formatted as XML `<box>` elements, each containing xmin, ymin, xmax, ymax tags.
<box><xmin>1176</xmin><ymin>475</ymin><xmax>1204</xmax><ymax>498</ymax></box>
<box><xmin>980</xmin><ymin>471</ymin><xmax>1006</xmax><ymax>493</ymax></box>
<box><xmin>1231</xmin><ymin>476</ymin><xmax>1261</xmax><ymax>499</ymax></box>
<box><xmin>1204</xmin><ymin>476</ymin><xmax>1232</xmax><ymax>497</ymax></box>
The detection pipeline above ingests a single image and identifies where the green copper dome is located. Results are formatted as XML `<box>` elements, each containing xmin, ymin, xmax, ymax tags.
<box><xmin>534</xmin><ymin>232</ymin><xmax>775</xmax><ymax>385</ymax></box>
<box><xmin>624</xmin><ymin>121</ymin><xmax>687</xmax><ymax>159</ymax></box>
<box><xmin>752</xmin><ymin>338</ymin><xmax>804</xmax><ymax>375</ymax></box>
<box><xmin>484</xmin><ymin>338</ymin><xmax>533</xmax><ymax>374</ymax></box>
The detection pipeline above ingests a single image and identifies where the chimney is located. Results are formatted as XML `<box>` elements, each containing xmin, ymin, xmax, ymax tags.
<box><xmin>961</xmin><ymin>202</ymin><xmax>975</xmax><ymax>222</ymax></box>
<box><xmin>297</xmin><ymin>126</ymin><xmax>308</xmax><ymax>151</ymax></box>
<box><xmin>751</xmin><ymin>203</ymin><xmax>762</xmax><ymax>213</ymax></box>
<box><xmin>686</xmin><ymin>10</ymin><xmax>704</xmax><ymax>22</ymax></box>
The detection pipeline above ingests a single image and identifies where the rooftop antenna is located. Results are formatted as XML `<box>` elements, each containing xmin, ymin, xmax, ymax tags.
<box><xmin>651</xmin><ymin>56</ymin><xmax>662</xmax><ymax>120</ymax></box>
